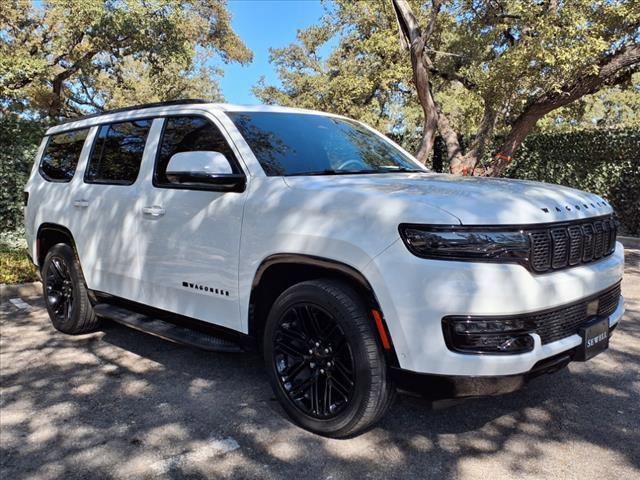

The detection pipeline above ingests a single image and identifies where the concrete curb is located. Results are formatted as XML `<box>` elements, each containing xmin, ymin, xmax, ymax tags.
<box><xmin>619</xmin><ymin>236</ymin><xmax>640</xmax><ymax>250</ymax></box>
<box><xmin>0</xmin><ymin>281</ymin><xmax>42</xmax><ymax>300</ymax></box>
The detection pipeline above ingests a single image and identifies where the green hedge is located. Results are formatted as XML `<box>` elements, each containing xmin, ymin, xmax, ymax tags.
<box><xmin>507</xmin><ymin>128</ymin><xmax>640</xmax><ymax>235</ymax></box>
<box><xmin>0</xmin><ymin>117</ymin><xmax>47</xmax><ymax>232</ymax></box>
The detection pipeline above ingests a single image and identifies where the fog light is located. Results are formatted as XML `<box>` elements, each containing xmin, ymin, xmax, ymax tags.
<box><xmin>443</xmin><ymin>316</ymin><xmax>535</xmax><ymax>354</ymax></box>
<box><xmin>497</xmin><ymin>335</ymin><xmax>534</xmax><ymax>353</ymax></box>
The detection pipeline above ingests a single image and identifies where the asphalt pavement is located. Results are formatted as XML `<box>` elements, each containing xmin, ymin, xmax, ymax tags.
<box><xmin>1</xmin><ymin>249</ymin><xmax>639</xmax><ymax>479</ymax></box>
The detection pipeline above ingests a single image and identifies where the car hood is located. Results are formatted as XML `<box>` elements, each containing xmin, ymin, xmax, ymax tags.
<box><xmin>283</xmin><ymin>172</ymin><xmax>613</xmax><ymax>225</ymax></box>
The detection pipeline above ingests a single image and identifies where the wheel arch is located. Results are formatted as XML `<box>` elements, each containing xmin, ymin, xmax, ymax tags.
<box><xmin>36</xmin><ymin>223</ymin><xmax>78</xmax><ymax>266</ymax></box>
<box><xmin>249</xmin><ymin>253</ymin><xmax>399</xmax><ymax>366</ymax></box>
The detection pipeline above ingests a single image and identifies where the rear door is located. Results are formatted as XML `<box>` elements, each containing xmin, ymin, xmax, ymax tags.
<box><xmin>70</xmin><ymin>119</ymin><xmax>152</xmax><ymax>300</ymax></box>
<box><xmin>25</xmin><ymin>128</ymin><xmax>92</xmax><ymax>261</ymax></box>
<box><xmin>136</xmin><ymin>113</ymin><xmax>248</xmax><ymax>330</ymax></box>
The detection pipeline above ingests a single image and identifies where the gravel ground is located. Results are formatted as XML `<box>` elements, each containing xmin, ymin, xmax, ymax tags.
<box><xmin>1</xmin><ymin>250</ymin><xmax>639</xmax><ymax>480</ymax></box>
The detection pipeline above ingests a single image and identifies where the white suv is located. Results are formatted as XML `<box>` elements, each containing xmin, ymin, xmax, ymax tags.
<box><xmin>24</xmin><ymin>100</ymin><xmax>625</xmax><ymax>437</ymax></box>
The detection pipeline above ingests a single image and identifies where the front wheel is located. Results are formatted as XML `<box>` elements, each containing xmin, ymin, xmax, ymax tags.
<box><xmin>264</xmin><ymin>279</ymin><xmax>394</xmax><ymax>437</ymax></box>
<box><xmin>42</xmin><ymin>243</ymin><xmax>99</xmax><ymax>334</ymax></box>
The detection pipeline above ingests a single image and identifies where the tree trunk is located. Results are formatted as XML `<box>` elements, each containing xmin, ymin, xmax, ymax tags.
<box><xmin>415</xmin><ymin>111</ymin><xmax>438</xmax><ymax>164</ymax></box>
<box><xmin>490</xmin><ymin>105</ymin><xmax>550</xmax><ymax>176</ymax></box>
<box><xmin>393</xmin><ymin>0</ymin><xmax>441</xmax><ymax>164</ymax></box>
<box><xmin>435</xmin><ymin>110</ymin><xmax>463</xmax><ymax>172</ymax></box>
<box><xmin>411</xmin><ymin>42</ymin><xmax>439</xmax><ymax>164</ymax></box>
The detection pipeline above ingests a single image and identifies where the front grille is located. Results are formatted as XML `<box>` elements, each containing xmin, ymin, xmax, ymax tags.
<box><xmin>528</xmin><ymin>282</ymin><xmax>620</xmax><ymax>344</ymax></box>
<box><xmin>527</xmin><ymin>216</ymin><xmax>617</xmax><ymax>273</ymax></box>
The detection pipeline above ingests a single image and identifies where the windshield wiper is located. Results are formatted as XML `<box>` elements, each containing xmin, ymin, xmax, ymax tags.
<box><xmin>377</xmin><ymin>166</ymin><xmax>426</xmax><ymax>173</ymax></box>
<box><xmin>287</xmin><ymin>167</ymin><xmax>427</xmax><ymax>176</ymax></box>
<box><xmin>287</xmin><ymin>169</ymin><xmax>384</xmax><ymax>176</ymax></box>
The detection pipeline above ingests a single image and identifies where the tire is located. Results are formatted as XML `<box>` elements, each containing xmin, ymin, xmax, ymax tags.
<box><xmin>41</xmin><ymin>243</ymin><xmax>99</xmax><ymax>334</ymax></box>
<box><xmin>264</xmin><ymin>279</ymin><xmax>394</xmax><ymax>437</ymax></box>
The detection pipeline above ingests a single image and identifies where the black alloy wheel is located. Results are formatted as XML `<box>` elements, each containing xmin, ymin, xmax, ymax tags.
<box><xmin>273</xmin><ymin>303</ymin><xmax>356</xmax><ymax>418</ymax></box>
<box><xmin>42</xmin><ymin>243</ymin><xmax>99</xmax><ymax>334</ymax></box>
<box><xmin>264</xmin><ymin>279</ymin><xmax>394</xmax><ymax>437</ymax></box>
<box><xmin>45</xmin><ymin>255</ymin><xmax>75</xmax><ymax>323</ymax></box>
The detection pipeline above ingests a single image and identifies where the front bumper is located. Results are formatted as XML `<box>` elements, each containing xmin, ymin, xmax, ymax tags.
<box><xmin>364</xmin><ymin>240</ymin><xmax>625</xmax><ymax>376</ymax></box>
<box><xmin>390</xmin><ymin>322</ymin><xmax>620</xmax><ymax>399</ymax></box>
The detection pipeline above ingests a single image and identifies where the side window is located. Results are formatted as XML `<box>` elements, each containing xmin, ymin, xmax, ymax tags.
<box><xmin>85</xmin><ymin>119</ymin><xmax>152</xmax><ymax>185</ymax></box>
<box><xmin>155</xmin><ymin>116</ymin><xmax>239</xmax><ymax>186</ymax></box>
<box><xmin>39</xmin><ymin>129</ymin><xmax>90</xmax><ymax>182</ymax></box>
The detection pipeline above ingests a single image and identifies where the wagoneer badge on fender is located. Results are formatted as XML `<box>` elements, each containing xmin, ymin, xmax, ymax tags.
<box><xmin>182</xmin><ymin>281</ymin><xmax>229</xmax><ymax>297</ymax></box>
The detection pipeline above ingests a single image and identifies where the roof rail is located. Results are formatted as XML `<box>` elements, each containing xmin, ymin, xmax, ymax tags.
<box><xmin>58</xmin><ymin>99</ymin><xmax>213</xmax><ymax>125</ymax></box>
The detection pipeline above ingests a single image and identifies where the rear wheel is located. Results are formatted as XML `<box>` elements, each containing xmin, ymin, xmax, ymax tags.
<box><xmin>42</xmin><ymin>243</ymin><xmax>99</xmax><ymax>334</ymax></box>
<box><xmin>264</xmin><ymin>279</ymin><xmax>394</xmax><ymax>437</ymax></box>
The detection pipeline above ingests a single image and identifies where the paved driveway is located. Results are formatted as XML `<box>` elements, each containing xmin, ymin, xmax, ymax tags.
<box><xmin>1</xmin><ymin>250</ymin><xmax>639</xmax><ymax>479</ymax></box>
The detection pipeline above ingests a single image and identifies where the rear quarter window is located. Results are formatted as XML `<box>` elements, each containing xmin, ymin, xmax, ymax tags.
<box><xmin>39</xmin><ymin>129</ymin><xmax>90</xmax><ymax>182</ymax></box>
<box><xmin>85</xmin><ymin>119</ymin><xmax>152</xmax><ymax>185</ymax></box>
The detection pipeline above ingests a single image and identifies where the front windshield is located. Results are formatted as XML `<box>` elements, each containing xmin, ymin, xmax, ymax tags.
<box><xmin>226</xmin><ymin>111</ymin><xmax>427</xmax><ymax>176</ymax></box>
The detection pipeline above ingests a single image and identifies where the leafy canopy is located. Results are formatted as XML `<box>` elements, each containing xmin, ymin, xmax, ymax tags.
<box><xmin>0</xmin><ymin>0</ymin><xmax>252</xmax><ymax>118</ymax></box>
<box><xmin>256</xmin><ymin>0</ymin><xmax>639</xmax><ymax>166</ymax></box>
<box><xmin>255</xmin><ymin>0</ymin><xmax>420</xmax><ymax>145</ymax></box>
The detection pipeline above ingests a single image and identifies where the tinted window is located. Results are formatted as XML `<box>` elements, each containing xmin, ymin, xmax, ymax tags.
<box><xmin>155</xmin><ymin>116</ymin><xmax>238</xmax><ymax>186</ymax></box>
<box><xmin>227</xmin><ymin>112</ymin><xmax>425</xmax><ymax>176</ymax></box>
<box><xmin>86</xmin><ymin>119</ymin><xmax>152</xmax><ymax>185</ymax></box>
<box><xmin>40</xmin><ymin>129</ymin><xmax>89</xmax><ymax>182</ymax></box>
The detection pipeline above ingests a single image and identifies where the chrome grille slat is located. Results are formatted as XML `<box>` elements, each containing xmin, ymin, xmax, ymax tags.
<box><xmin>528</xmin><ymin>215</ymin><xmax>616</xmax><ymax>273</ymax></box>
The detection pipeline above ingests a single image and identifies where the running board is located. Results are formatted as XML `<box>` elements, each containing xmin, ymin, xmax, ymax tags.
<box><xmin>94</xmin><ymin>303</ymin><xmax>242</xmax><ymax>353</ymax></box>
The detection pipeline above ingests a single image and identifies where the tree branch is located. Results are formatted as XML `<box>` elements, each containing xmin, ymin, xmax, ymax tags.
<box><xmin>535</xmin><ymin>43</ymin><xmax>640</xmax><ymax>109</ymax></box>
<box><xmin>429</xmin><ymin>66</ymin><xmax>478</xmax><ymax>90</ymax></box>
<box><xmin>48</xmin><ymin>49</ymin><xmax>99</xmax><ymax>117</ymax></box>
<box><xmin>423</xmin><ymin>0</ymin><xmax>441</xmax><ymax>41</ymax></box>
<box><xmin>490</xmin><ymin>43</ymin><xmax>640</xmax><ymax>175</ymax></box>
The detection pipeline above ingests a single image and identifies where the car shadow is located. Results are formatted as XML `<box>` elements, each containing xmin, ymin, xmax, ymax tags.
<box><xmin>2</xmin><ymin>288</ymin><xmax>639</xmax><ymax>479</ymax></box>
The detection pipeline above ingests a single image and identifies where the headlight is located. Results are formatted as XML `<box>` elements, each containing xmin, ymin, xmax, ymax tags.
<box><xmin>398</xmin><ymin>224</ymin><xmax>530</xmax><ymax>263</ymax></box>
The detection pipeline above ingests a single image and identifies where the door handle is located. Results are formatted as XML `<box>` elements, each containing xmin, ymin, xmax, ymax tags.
<box><xmin>142</xmin><ymin>205</ymin><xmax>166</xmax><ymax>217</ymax></box>
<box><xmin>73</xmin><ymin>199</ymin><xmax>89</xmax><ymax>208</ymax></box>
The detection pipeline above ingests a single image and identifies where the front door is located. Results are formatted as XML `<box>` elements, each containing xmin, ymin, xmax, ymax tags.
<box><xmin>136</xmin><ymin>114</ymin><xmax>248</xmax><ymax>330</ymax></box>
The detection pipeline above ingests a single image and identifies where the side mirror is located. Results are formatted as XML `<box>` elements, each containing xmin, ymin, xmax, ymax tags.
<box><xmin>165</xmin><ymin>151</ymin><xmax>245</xmax><ymax>192</ymax></box>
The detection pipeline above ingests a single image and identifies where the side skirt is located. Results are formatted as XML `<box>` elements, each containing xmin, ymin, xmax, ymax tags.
<box><xmin>89</xmin><ymin>290</ymin><xmax>254</xmax><ymax>351</ymax></box>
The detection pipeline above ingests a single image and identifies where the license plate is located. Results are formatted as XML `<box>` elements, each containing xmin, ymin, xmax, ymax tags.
<box><xmin>576</xmin><ymin>317</ymin><xmax>609</xmax><ymax>361</ymax></box>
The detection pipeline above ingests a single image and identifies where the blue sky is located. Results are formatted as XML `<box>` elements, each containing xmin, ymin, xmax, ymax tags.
<box><xmin>217</xmin><ymin>0</ymin><xmax>327</xmax><ymax>105</ymax></box>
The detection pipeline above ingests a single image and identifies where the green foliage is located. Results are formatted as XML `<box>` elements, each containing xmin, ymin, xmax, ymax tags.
<box><xmin>257</xmin><ymin>0</ymin><xmax>639</xmax><ymax>162</ymax></box>
<box><xmin>507</xmin><ymin>129</ymin><xmax>640</xmax><ymax>234</ymax></box>
<box><xmin>438</xmin><ymin>0</ymin><xmax>638</xmax><ymax>130</ymax></box>
<box><xmin>0</xmin><ymin>246</ymin><xmax>38</xmax><ymax>284</ymax></box>
<box><xmin>0</xmin><ymin>0</ymin><xmax>252</xmax><ymax>118</ymax></box>
<box><xmin>254</xmin><ymin>0</ymin><xmax>421</xmax><ymax>145</ymax></box>
<box><xmin>0</xmin><ymin>116</ymin><xmax>48</xmax><ymax>232</ymax></box>
<box><xmin>0</xmin><ymin>222</ymin><xmax>35</xmax><ymax>285</ymax></box>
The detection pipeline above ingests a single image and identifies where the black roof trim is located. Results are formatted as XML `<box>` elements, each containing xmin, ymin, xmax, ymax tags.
<box><xmin>58</xmin><ymin>99</ymin><xmax>213</xmax><ymax>125</ymax></box>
